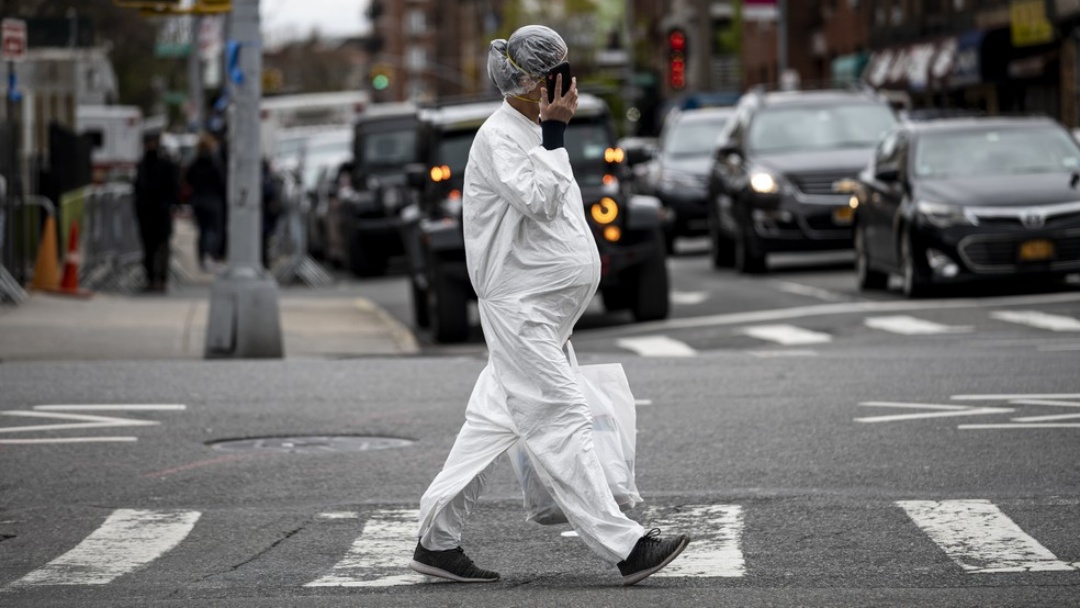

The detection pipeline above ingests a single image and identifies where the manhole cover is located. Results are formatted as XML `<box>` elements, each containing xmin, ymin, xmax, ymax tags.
<box><xmin>208</xmin><ymin>436</ymin><xmax>414</xmax><ymax>454</ymax></box>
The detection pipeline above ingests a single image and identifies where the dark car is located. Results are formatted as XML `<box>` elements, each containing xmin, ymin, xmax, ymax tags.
<box><xmin>706</xmin><ymin>88</ymin><xmax>897</xmax><ymax>272</ymax></box>
<box><xmin>652</xmin><ymin>107</ymin><xmax>735</xmax><ymax>251</ymax></box>
<box><xmin>332</xmin><ymin>102</ymin><xmax>419</xmax><ymax>276</ymax></box>
<box><xmin>403</xmin><ymin>95</ymin><xmax>670</xmax><ymax>343</ymax></box>
<box><xmin>853</xmin><ymin>116</ymin><xmax>1080</xmax><ymax>297</ymax></box>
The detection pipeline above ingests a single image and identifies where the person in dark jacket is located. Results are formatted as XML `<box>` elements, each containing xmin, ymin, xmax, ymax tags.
<box><xmin>185</xmin><ymin>133</ymin><xmax>228</xmax><ymax>270</ymax></box>
<box><xmin>134</xmin><ymin>132</ymin><xmax>180</xmax><ymax>292</ymax></box>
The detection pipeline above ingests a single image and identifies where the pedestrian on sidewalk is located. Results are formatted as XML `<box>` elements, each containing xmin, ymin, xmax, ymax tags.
<box><xmin>134</xmin><ymin>132</ymin><xmax>180</xmax><ymax>292</ymax></box>
<box><xmin>184</xmin><ymin>132</ymin><xmax>227</xmax><ymax>271</ymax></box>
<box><xmin>411</xmin><ymin>25</ymin><xmax>690</xmax><ymax>587</ymax></box>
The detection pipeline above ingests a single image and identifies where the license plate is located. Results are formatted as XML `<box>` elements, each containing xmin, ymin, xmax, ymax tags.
<box><xmin>1018</xmin><ymin>239</ymin><xmax>1054</xmax><ymax>262</ymax></box>
<box><xmin>833</xmin><ymin>206</ymin><xmax>854</xmax><ymax>225</ymax></box>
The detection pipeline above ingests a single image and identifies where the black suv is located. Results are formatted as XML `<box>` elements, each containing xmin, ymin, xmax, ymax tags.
<box><xmin>403</xmin><ymin>95</ymin><xmax>670</xmax><ymax>343</ymax></box>
<box><xmin>336</xmin><ymin>102</ymin><xmax>419</xmax><ymax>276</ymax></box>
<box><xmin>706</xmin><ymin>88</ymin><xmax>897</xmax><ymax>272</ymax></box>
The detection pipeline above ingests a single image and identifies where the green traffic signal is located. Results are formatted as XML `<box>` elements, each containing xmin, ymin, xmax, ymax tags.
<box><xmin>372</xmin><ymin>74</ymin><xmax>390</xmax><ymax>90</ymax></box>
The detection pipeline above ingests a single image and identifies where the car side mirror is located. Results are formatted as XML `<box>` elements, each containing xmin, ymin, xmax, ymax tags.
<box><xmin>625</xmin><ymin>145</ymin><xmax>655</xmax><ymax>167</ymax></box>
<box><xmin>405</xmin><ymin>163</ymin><xmax>427</xmax><ymax>190</ymax></box>
<box><xmin>874</xmin><ymin>165</ymin><xmax>900</xmax><ymax>183</ymax></box>
<box><xmin>714</xmin><ymin>142</ymin><xmax>739</xmax><ymax>161</ymax></box>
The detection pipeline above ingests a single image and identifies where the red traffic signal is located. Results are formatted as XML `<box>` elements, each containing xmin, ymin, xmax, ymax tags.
<box><xmin>668</xmin><ymin>28</ymin><xmax>687</xmax><ymax>90</ymax></box>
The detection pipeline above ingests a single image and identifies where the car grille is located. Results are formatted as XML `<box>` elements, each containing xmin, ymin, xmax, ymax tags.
<box><xmin>958</xmin><ymin>232</ymin><xmax>1080</xmax><ymax>273</ymax></box>
<box><xmin>969</xmin><ymin>205</ymin><xmax>1080</xmax><ymax>230</ymax></box>
<box><xmin>790</xmin><ymin>172</ymin><xmax>855</xmax><ymax>196</ymax></box>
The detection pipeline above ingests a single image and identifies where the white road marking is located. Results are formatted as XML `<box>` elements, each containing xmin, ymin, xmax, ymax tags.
<box><xmin>1010</xmin><ymin>413</ymin><xmax>1080</xmax><ymax>422</ymax></box>
<box><xmin>741</xmin><ymin>324</ymin><xmax>832</xmax><ymax>345</ymax></box>
<box><xmin>616</xmin><ymin>335</ymin><xmax>697</xmax><ymax>357</ymax></box>
<box><xmin>671</xmin><ymin>291</ymin><xmax>709</xmax><ymax>306</ymax></box>
<box><xmin>306</xmin><ymin>508</ymin><xmax>424</xmax><ymax>587</ymax></box>
<box><xmin>747</xmin><ymin>349</ymin><xmax>819</xmax><ymax>358</ymax></box>
<box><xmin>575</xmin><ymin>291</ymin><xmax>1080</xmax><ymax>340</ymax></box>
<box><xmin>769</xmin><ymin>281</ymin><xmax>848</xmax><ymax>302</ymax></box>
<box><xmin>855</xmin><ymin>402</ymin><xmax>1013</xmax><ymax>424</ymax></box>
<box><xmin>864</xmin><ymin>315</ymin><xmax>972</xmax><ymax>335</ymax></box>
<box><xmin>8</xmin><ymin>509</ymin><xmax>200</xmax><ymax>587</ymax></box>
<box><xmin>0</xmin><ymin>411</ymin><xmax>160</xmax><ymax>434</ymax></box>
<box><xmin>32</xmin><ymin>405</ymin><xmax>186</xmax><ymax>411</ymax></box>
<box><xmin>960</xmin><ymin>423</ymin><xmax>1080</xmax><ymax>429</ymax></box>
<box><xmin>318</xmin><ymin>512</ymin><xmax>361</xmax><ymax>519</ymax></box>
<box><xmin>634</xmin><ymin>399</ymin><xmax>653</xmax><ymax>406</ymax></box>
<box><xmin>0</xmin><ymin>436</ymin><xmax>138</xmax><ymax>444</ymax></box>
<box><xmin>952</xmin><ymin>393</ymin><xmax>1080</xmax><ymax>401</ymax></box>
<box><xmin>1038</xmin><ymin>343</ymin><xmax>1080</xmax><ymax>351</ymax></box>
<box><xmin>898</xmin><ymin>500</ymin><xmax>1077</xmax><ymax>573</ymax></box>
<box><xmin>991</xmin><ymin>310</ymin><xmax>1080</xmax><ymax>332</ymax></box>
<box><xmin>645</xmin><ymin>504</ymin><xmax>745</xmax><ymax>577</ymax></box>
<box><xmin>1007</xmin><ymin>399</ymin><xmax>1080</xmax><ymax>407</ymax></box>
<box><xmin>560</xmin><ymin>531</ymin><xmax>579</xmax><ymax>538</ymax></box>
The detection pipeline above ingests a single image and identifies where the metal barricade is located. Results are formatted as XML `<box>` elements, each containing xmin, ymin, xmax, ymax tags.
<box><xmin>0</xmin><ymin>194</ymin><xmax>55</xmax><ymax>304</ymax></box>
<box><xmin>76</xmin><ymin>183</ymin><xmax>146</xmax><ymax>293</ymax></box>
<box><xmin>269</xmin><ymin>171</ymin><xmax>332</xmax><ymax>287</ymax></box>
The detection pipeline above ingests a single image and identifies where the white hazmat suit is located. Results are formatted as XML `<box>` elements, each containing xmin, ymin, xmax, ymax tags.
<box><xmin>416</xmin><ymin>30</ymin><xmax>645</xmax><ymax>565</ymax></box>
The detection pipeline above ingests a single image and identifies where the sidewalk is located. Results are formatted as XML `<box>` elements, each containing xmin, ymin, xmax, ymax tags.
<box><xmin>0</xmin><ymin>219</ymin><xmax>419</xmax><ymax>362</ymax></box>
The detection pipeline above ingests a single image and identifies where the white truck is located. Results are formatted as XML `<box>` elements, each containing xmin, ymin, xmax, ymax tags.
<box><xmin>76</xmin><ymin>105</ymin><xmax>143</xmax><ymax>183</ymax></box>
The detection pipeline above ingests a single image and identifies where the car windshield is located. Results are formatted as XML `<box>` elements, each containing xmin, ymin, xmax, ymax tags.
<box><xmin>437</xmin><ymin>130</ymin><xmax>477</xmax><ymax>179</ymax></box>
<box><xmin>361</xmin><ymin>129</ymin><xmax>417</xmax><ymax>170</ymax></box>
<box><xmin>747</xmin><ymin>103</ymin><xmax>896</xmax><ymax>154</ymax></box>
<box><xmin>914</xmin><ymin>126</ymin><xmax>1080</xmax><ymax>178</ymax></box>
<box><xmin>664</xmin><ymin>116</ymin><xmax>730</xmax><ymax>157</ymax></box>
<box><xmin>566</xmin><ymin>121</ymin><xmax>613</xmax><ymax>187</ymax></box>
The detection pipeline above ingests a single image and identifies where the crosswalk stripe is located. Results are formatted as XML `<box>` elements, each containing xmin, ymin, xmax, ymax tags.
<box><xmin>305</xmin><ymin>508</ymin><xmax>424</xmax><ymax>587</ymax></box>
<box><xmin>616</xmin><ymin>335</ymin><xmax>697</xmax><ymax>357</ymax></box>
<box><xmin>864</xmin><ymin>315</ymin><xmax>972</xmax><ymax>335</ymax></box>
<box><xmin>898</xmin><ymin>500</ymin><xmax>1077</xmax><ymax>573</ymax></box>
<box><xmin>991</xmin><ymin>310</ymin><xmax>1080</xmax><ymax>332</ymax></box>
<box><xmin>741</xmin><ymin>324</ymin><xmax>832</xmax><ymax>345</ymax></box>
<box><xmin>645</xmin><ymin>504</ymin><xmax>745</xmax><ymax>578</ymax></box>
<box><xmin>8</xmin><ymin>509</ymin><xmax>200</xmax><ymax>587</ymax></box>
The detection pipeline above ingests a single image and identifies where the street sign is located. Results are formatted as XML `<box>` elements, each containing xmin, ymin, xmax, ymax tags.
<box><xmin>2</xmin><ymin>19</ymin><xmax>27</xmax><ymax>62</ymax></box>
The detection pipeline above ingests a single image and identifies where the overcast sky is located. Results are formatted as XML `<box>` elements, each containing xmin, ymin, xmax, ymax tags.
<box><xmin>261</xmin><ymin>0</ymin><xmax>371</xmax><ymax>43</ymax></box>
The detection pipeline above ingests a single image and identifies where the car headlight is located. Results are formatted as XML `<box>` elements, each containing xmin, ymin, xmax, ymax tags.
<box><xmin>916</xmin><ymin>200</ymin><xmax>977</xmax><ymax>228</ymax></box>
<box><xmin>749</xmin><ymin>171</ymin><xmax>780</xmax><ymax>194</ymax></box>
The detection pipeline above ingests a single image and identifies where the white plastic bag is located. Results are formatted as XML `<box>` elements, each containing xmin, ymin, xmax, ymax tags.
<box><xmin>509</xmin><ymin>341</ymin><xmax>642</xmax><ymax>525</ymax></box>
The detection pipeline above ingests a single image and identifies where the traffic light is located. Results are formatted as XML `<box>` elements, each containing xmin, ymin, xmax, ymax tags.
<box><xmin>370</xmin><ymin>64</ymin><xmax>392</xmax><ymax>91</ymax></box>
<box><xmin>668</xmin><ymin>28</ymin><xmax>687</xmax><ymax>90</ymax></box>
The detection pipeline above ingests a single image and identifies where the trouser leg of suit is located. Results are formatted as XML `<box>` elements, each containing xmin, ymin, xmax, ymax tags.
<box><xmin>418</xmin><ymin>366</ymin><xmax>519</xmax><ymax>551</ymax></box>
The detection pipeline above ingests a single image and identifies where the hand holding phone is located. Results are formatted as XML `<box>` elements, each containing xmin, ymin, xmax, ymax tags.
<box><xmin>545</xmin><ymin>62</ymin><xmax>572</xmax><ymax>103</ymax></box>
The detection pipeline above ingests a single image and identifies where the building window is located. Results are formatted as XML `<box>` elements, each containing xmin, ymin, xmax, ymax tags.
<box><xmin>406</xmin><ymin>9</ymin><xmax>427</xmax><ymax>35</ymax></box>
<box><xmin>406</xmin><ymin>47</ymin><xmax>428</xmax><ymax>72</ymax></box>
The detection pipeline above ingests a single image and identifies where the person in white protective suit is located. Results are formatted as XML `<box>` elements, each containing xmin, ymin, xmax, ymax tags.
<box><xmin>409</xmin><ymin>24</ymin><xmax>690</xmax><ymax>587</ymax></box>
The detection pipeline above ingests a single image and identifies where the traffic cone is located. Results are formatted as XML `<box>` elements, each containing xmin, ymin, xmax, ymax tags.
<box><xmin>54</xmin><ymin>222</ymin><xmax>92</xmax><ymax>298</ymax></box>
<box><xmin>30</xmin><ymin>215</ymin><xmax>61</xmax><ymax>291</ymax></box>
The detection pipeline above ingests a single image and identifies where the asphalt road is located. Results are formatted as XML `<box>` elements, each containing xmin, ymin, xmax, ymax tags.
<box><xmin>2</xmin><ymin>242</ymin><xmax>1079</xmax><ymax>606</ymax></box>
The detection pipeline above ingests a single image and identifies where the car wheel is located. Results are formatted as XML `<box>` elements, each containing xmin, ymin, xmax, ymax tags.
<box><xmin>428</xmin><ymin>263</ymin><xmax>469</xmax><ymax>343</ymax></box>
<box><xmin>855</xmin><ymin>223</ymin><xmax>888</xmax><ymax>290</ymax></box>
<box><xmin>901</xmin><ymin>231</ymin><xmax>932</xmax><ymax>299</ymax></box>
<box><xmin>601</xmin><ymin>285</ymin><xmax>631</xmax><ymax>312</ymax></box>
<box><xmin>347</xmin><ymin>239</ymin><xmax>388</xmax><ymax>277</ymax></box>
<box><xmin>411</xmin><ymin>277</ymin><xmax>430</xmax><ymax>328</ymax></box>
<box><xmin>734</xmin><ymin>223</ymin><xmax>767</xmax><ymax>274</ymax></box>
<box><xmin>708</xmin><ymin>207</ymin><xmax>735</xmax><ymax>268</ymax></box>
<box><xmin>628</xmin><ymin>232</ymin><xmax>670</xmax><ymax>322</ymax></box>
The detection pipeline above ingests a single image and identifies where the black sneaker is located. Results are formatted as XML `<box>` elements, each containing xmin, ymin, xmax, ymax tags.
<box><xmin>409</xmin><ymin>542</ymin><xmax>500</xmax><ymax>583</ymax></box>
<box><xmin>617</xmin><ymin>528</ymin><xmax>691</xmax><ymax>586</ymax></box>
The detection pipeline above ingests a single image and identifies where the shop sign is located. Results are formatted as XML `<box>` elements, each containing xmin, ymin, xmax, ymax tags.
<box><xmin>1011</xmin><ymin>0</ymin><xmax>1055</xmax><ymax>47</ymax></box>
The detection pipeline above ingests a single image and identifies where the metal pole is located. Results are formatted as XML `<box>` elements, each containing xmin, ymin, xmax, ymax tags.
<box><xmin>204</xmin><ymin>0</ymin><xmax>283</xmax><ymax>359</ymax></box>
<box><xmin>622</xmin><ymin>0</ymin><xmax>634</xmax><ymax>136</ymax></box>
<box><xmin>188</xmin><ymin>14</ymin><xmax>205</xmax><ymax>132</ymax></box>
<box><xmin>777</xmin><ymin>0</ymin><xmax>788</xmax><ymax>87</ymax></box>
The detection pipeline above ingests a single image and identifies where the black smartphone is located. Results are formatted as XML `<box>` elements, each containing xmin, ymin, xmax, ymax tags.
<box><xmin>545</xmin><ymin>62</ymin><xmax>572</xmax><ymax>103</ymax></box>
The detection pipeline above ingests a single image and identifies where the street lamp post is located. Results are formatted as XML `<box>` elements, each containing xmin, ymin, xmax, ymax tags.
<box><xmin>204</xmin><ymin>0</ymin><xmax>283</xmax><ymax>359</ymax></box>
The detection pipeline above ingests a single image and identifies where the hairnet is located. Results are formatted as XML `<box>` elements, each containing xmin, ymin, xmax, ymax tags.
<box><xmin>487</xmin><ymin>25</ymin><xmax>568</xmax><ymax>97</ymax></box>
